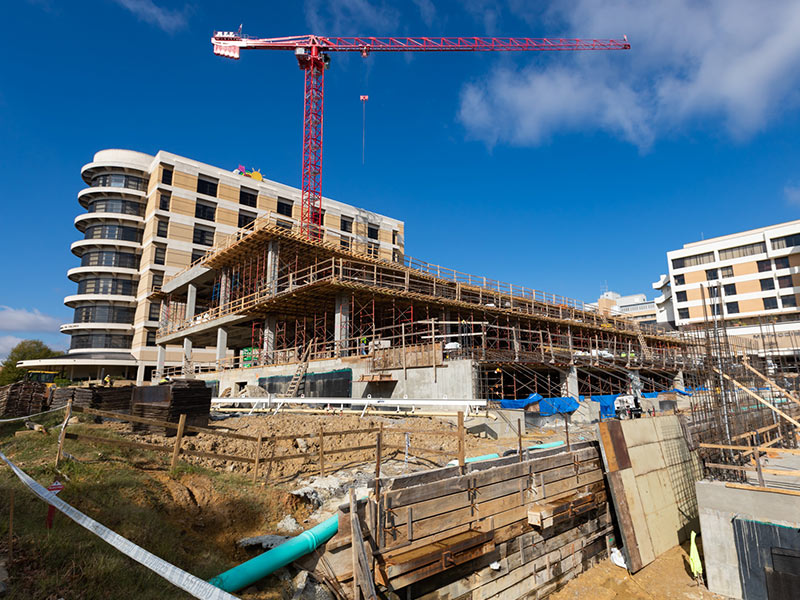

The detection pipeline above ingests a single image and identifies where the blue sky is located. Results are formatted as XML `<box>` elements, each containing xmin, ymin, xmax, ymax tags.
<box><xmin>1</xmin><ymin>0</ymin><xmax>799</xmax><ymax>357</ymax></box>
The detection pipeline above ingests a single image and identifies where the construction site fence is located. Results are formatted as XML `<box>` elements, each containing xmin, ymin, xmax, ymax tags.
<box><xmin>58</xmin><ymin>404</ymin><xmax>476</xmax><ymax>482</ymax></box>
<box><xmin>159</xmin><ymin>213</ymin><xmax>672</xmax><ymax>338</ymax></box>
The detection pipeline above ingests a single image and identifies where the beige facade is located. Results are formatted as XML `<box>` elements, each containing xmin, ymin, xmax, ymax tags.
<box><xmin>20</xmin><ymin>149</ymin><xmax>404</xmax><ymax>382</ymax></box>
<box><xmin>653</xmin><ymin>219</ymin><xmax>800</xmax><ymax>354</ymax></box>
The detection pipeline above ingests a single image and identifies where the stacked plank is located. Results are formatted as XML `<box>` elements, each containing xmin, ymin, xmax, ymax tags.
<box><xmin>64</xmin><ymin>387</ymin><xmax>133</xmax><ymax>413</ymax></box>
<box><xmin>303</xmin><ymin>442</ymin><xmax>612</xmax><ymax>600</ymax></box>
<box><xmin>0</xmin><ymin>381</ymin><xmax>48</xmax><ymax>417</ymax></box>
<box><xmin>51</xmin><ymin>387</ymin><xmax>75</xmax><ymax>410</ymax></box>
<box><xmin>131</xmin><ymin>379</ymin><xmax>211</xmax><ymax>436</ymax></box>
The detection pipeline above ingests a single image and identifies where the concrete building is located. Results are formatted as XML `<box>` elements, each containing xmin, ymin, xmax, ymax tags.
<box><xmin>19</xmin><ymin>149</ymin><xmax>404</xmax><ymax>383</ymax></box>
<box><xmin>653</xmin><ymin>219</ymin><xmax>800</xmax><ymax>356</ymax></box>
<box><xmin>596</xmin><ymin>291</ymin><xmax>658</xmax><ymax>326</ymax></box>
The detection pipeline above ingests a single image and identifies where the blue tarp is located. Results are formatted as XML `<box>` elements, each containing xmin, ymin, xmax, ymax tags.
<box><xmin>588</xmin><ymin>394</ymin><xmax>618</xmax><ymax>420</ymax></box>
<box><xmin>498</xmin><ymin>394</ymin><xmax>579</xmax><ymax>415</ymax></box>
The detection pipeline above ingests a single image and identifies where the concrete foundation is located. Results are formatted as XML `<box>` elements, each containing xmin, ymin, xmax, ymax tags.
<box><xmin>696</xmin><ymin>480</ymin><xmax>800</xmax><ymax>599</ymax></box>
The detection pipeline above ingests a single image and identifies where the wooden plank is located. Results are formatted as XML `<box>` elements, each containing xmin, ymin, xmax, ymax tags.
<box><xmin>170</xmin><ymin>413</ymin><xmax>187</xmax><ymax>472</ymax></box>
<box><xmin>606</xmin><ymin>470</ymin><xmax>643</xmax><ymax>573</ymax></box>
<box><xmin>705</xmin><ymin>462</ymin><xmax>800</xmax><ymax>477</ymax></box>
<box><xmin>388</xmin><ymin>540</ymin><xmax>495</xmax><ymax>590</ymax></box>
<box><xmin>349</xmin><ymin>489</ymin><xmax>377</xmax><ymax>600</ymax></box>
<box><xmin>598</xmin><ymin>420</ymin><xmax>631</xmax><ymax>472</ymax></box>
<box><xmin>712</xmin><ymin>367</ymin><xmax>800</xmax><ymax>428</ymax></box>
<box><xmin>700</xmin><ymin>443</ymin><xmax>800</xmax><ymax>456</ymax></box>
<box><xmin>725</xmin><ymin>482</ymin><xmax>800</xmax><ymax>497</ymax></box>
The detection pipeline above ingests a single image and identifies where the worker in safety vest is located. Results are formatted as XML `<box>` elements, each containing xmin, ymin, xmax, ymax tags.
<box><xmin>360</xmin><ymin>336</ymin><xmax>368</xmax><ymax>355</ymax></box>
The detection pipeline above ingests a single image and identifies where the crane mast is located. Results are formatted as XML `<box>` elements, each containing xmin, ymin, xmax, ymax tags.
<box><xmin>212</xmin><ymin>32</ymin><xmax>630</xmax><ymax>238</ymax></box>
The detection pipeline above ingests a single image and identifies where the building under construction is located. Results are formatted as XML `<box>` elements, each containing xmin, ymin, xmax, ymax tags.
<box><xmin>154</xmin><ymin>213</ymin><xmax>689</xmax><ymax>403</ymax></box>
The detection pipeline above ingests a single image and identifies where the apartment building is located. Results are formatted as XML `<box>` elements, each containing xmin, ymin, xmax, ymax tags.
<box><xmin>652</xmin><ymin>220</ymin><xmax>800</xmax><ymax>353</ymax></box>
<box><xmin>20</xmin><ymin>149</ymin><xmax>404</xmax><ymax>383</ymax></box>
<box><xmin>596</xmin><ymin>291</ymin><xmax>658</xmax><ymax>326</ymax></box>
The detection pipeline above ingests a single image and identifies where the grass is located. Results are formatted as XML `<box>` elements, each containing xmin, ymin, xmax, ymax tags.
<box><xmin>0</xmin><ymin>415</ymin><xmax>299</xmax><ymax>599</ymax></box>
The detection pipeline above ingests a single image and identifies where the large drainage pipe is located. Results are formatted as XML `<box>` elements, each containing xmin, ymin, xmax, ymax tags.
<box><xmin>209</xmin><ymin>514</ymin><xmax>339</xmax><ymax>593</ymax></box>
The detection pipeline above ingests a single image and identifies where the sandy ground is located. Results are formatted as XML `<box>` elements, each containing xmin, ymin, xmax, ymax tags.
<box><xmin>551</xmin><ymin>542</ymin><xmax>725</xmax><ymax>600</ymax></box>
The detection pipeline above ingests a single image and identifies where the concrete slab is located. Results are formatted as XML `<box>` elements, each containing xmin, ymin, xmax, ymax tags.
<box><xmin>647</xmin><ymin>503</ymin><xmax>681</xmax><ymax>557</ymax></box>
<box><xmin>652</xmin><ymin>415</ymin><xmax>682</xmax><ymax>443</ymax></box>
<box><xmin>628</xmin><ymin>442</ymin><xmax>667</xmax><ymax>476</ymax></box>
<box><xmin>620</xmin><ymin>418</ymin><xmax>658</xmax><ymax>447</ymax></box>
<box><xmin>620</xmin><ymin>468</ymin><xmax>655</xmax><ymax>567</ymax></box>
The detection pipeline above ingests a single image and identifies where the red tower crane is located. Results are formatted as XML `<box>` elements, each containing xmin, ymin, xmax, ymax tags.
<box><xmin>211</xmin><ymin>33</ymin><xmax>630</xmax><ymax>238</ymax></box>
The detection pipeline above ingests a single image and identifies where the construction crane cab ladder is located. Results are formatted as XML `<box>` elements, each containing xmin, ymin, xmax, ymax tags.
<box><xmin>211</xmin><ymin>33</ymin><xmax>630</xmax><ymax>239</ymax></box>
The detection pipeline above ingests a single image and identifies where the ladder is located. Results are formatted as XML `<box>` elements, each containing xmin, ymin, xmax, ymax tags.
<box><xmin>633</xmin><ymin>322</ymin><xmax>653</xmax><ymax>362</ymax></box>
<box><xmin>279</xmin><ymin>339</ymin><xmax>315</xmax><ymax>398</ymax></box>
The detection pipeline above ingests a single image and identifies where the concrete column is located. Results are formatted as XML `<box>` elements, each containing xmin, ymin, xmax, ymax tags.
<box><xmin>334</xmin><ymin>293</ymin><xmax>351</xmax><ymax>357</ymax></box>
<box><xmin>216</xmin><ymin>327</ymin><xmax>228</xmax><ymax>367</ymax></box>
<box><xmin>560</xmin><ymin>366</ymin><xmax>579</xmax><ymax>398</ymax></box>
<box><xmin>266</xmin><ymin>240</ymin><xmax>280</xmax><ymax>294</ymax></box>
<box><xmin>186</xmin><ymin>283</ymin><xmax>197</xmax><ymax>319</ymax></box>
<box><xmin>155</xmin><ymin>344</ymin><xmax>166</xmax><ymax>378</ymax></box>
<box><xmin>219</xmin><ymin>270</ymin><xmax>231</xmax><ymax>308</ymax></box>
<box><xmin>182</xmin><ymin>337</ymin><xmax>193</xmax><ymax>377</ymax></box>
<box><xmin>673</xmin><ymin>369</ymin><xmax>685</xmax><ymax>391</ymax></box>
<box><xmin>263</xmin><ymin>316</ymin><xmax>276</xmax><ymax>364</ymax></box>
<box><xmin>135</xmin><ymin>363</ymin><xmax>145</xmax><ymax>386</ymax></box>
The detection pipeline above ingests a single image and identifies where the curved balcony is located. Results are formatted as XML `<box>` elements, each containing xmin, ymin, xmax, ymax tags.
<box><xmin>61</xmin><ymin>322</ymin><xmax>134</xmax><ymax>334</ymax></box>
<box><xmin>70</xmin><ymin>238</ymin><xmax>141</xmax><ymax>257</ymax></box>
<box><xmin>74</xmin><ymin>212</ymin><xmax>144</xmax><ymax>232</ymax></box>
<box><xmin>81</xmin><ymin>149</ymin><xmax>152</xmax><ymax>185</ymax></box>
<box><xmin>68</xmin><ymin>266</ymin><xmax>139</xmax><ymax>281</ymax></box>
<box><xmin>63</xmin><ymin>293</ymin><xmax>137</xmax><ymax>308</ymax></box>
<box><xmin>77</xmin><ymin>186</ymin><xmax>146</xmax><ymax>209</ymax></box>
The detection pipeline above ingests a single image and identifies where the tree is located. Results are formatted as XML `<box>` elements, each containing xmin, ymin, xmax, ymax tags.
<box><xmin>0</xmin><ymin>340</ymin><xmax>62</xmax><ymax>386</ymax></box>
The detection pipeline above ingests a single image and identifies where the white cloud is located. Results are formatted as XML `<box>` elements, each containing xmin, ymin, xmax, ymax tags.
<box><xmin>785</xmin><ymin>184</ymin><xmax>800</xmax><ymax>206</ymax></box>
<box><xmin>305</xmin><ymin>0</ymin><xmax>399</xmax><ymax>34</ymax></box>
<box><xmin>0</xmin><ymin>306</ymin><xmax>61</xmax><ymax>333</ymax></box>
<box><xmin>459</xmin><ymin>0</ymin><xmax>800</xmax><ymax>150</ymax></box>
<box><xmin>412</xmin><ymin>0</ymin><xmax>436</xmax><ymax>27</ymax></box>
<box><xmin>112</xmin><ymin>0</ymin><xmax>191</xmax><ymax>33</ymax></box>
<box><xmin>0</xmin><ymin>336</ymin><xmax>24</xmax><ymax>361</ymax></box>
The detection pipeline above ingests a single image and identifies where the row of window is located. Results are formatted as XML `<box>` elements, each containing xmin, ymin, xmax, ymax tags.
<box><xmin>672</xmin><ymin>242</ymin><xmax>795</xmax><ymax>271</ymax></box>
<box><xmin>77</xmin><ymin>277</ymin><xmax>136</xmax><ymax>296</ymax></box>
<box><xmin>673</xmin><ymin>256</ymin><xmax>792</xmax><ymax>285</ymax></box>
<box><xmin>677</xmin><ymin>295</ymin><xmax>797</xmax><ymax>319</ymax></box>
<box><xmin>675</xmin><ymin>276</ymin><xmax>796</xmax><ymax>303</ymax></box>
<box><xmin>718</xmin><ymin>241</ymin><xmax>766</xmax><ymax>261</ymax></box>
<box><xmin>84</xmin><ymin>224</ymin><xmax>143</xmax><ymax>243</ymax></box>
<box><xmin>91</xmin><ymin>173</ymin><xmax>147</xmax><ymax>191</ymax></box>
<box><xmin>771</xmin><ymin>233</ymin><xmax>800</xmax><ymax>251</ymax></box>
<box><xmin>86</xmin><ymin>198</ymin><xmax>144</xmax><ymax>216</ymax></box>
<box><xmin>70</xmin><ymin>333</ymin><xmax>133</xmax><ymax>350</ymax></box>
<box><xmin>81</xmin><ymin>251</ymin><xmax>139</xmax><ymax>269</ymax></box>
<box><xmin>73</xmin><ymin>305</ymin><xmax>135</xmax><ymax>324</ymax></box>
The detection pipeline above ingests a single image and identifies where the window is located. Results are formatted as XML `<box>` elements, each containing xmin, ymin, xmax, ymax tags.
<box><xmin>340</xmin><ymin>236</ymin><xmax>351</xmax><ymax>250</ymax></box>
<box><xmin>392</xmin><ymin>230</ymin><xmax>399</xmax><ymax>245</ymax></box>
<box><xmin>191</xmin><ymin>249</ymin><xmax>205</xmax><ymax>264</ymax></box>
<box><xmin>771</xmin><ymin>233</ymin><xmax>800</xmax><ymax>250</ymax></box>
<box><xmin>151</xmin><ymin>272</ymin><xmax>164</xmax><ymax>290</ymax></box>
<box><xmin>195</xmin><ymin>200</ymin><xmax>216</xmax><ymax>222</ymax></box>
<box><xmin>760</xmin><ymin>278</ymin><xmax>775</xmax><ymax>291</ymax></box>
<box><xmin>676</xmin><ymin>290</ymin><xmax>687</xmax><ymax>302</ymax></box>
<box><xmin>678</xmin><ymin>308</ymin><xmax>690</xmax><ymax>320</ymax></box>
<box><xmin>146</xmin><ymin>330</ymin><xmax>157</xmax><ymax>346</ymax></box>
<box><xmin>705</xmin><ymin>268</ymin><xmax>718</xmax><ymax>281</ymax></box>
<box><xmin>276</xmin><ymin>219</ymin><xmax>292</xmax><ymax>230</ymax></box>
<box><xmin>156</xmin><ymin>219</ymin><xmax>169</xmax><ymax>238</ymax></box>
<box><xmin>148</xmin><ymin>302</ymin><xmax>161</xmax><ymax>321</ymax></box>
<box><xmin>718</xmin><ymin>242</ymin><xmax>766</xmax><ymax>261</ymax></box>
<box><xmin>88</xmin><ymin>198</ymin><xmax>143</xmax><ymax>216</ymax></box>
<box><xmin>763</xmin><ymin>297</ymin><xmax>778</xmax><ymax>310</ymax></box>
<box><xmin>159</xmin><ymin>194</ymin><xmax>170</xmax><ymax>211</ymax></box>
<box><xmin>91</xmin><ymin>173</ymin><xmax>147</xmax><ymax>191</ymax></box>
<box><xmin>367</xmin><ymin>225</ymin><xmax>379</xmax><ymax>240</ymax></box>
<box><xmin>277</xmin><ymin>199</ymin><xmax>293</xmax><ymax>217</ymax></box>
<box><xmin>196</xmin><ymin>177</ymin><xmax>218</xmax><ymax>197</ymax></box>
<box><xmin>238</xmin><ymin>210</ymin><xmax>256</xmax><ymax>228</ymax></box>
<box><xmin>723</xmin><ymin>283</ymin><xmax>736</xmax><ymax>296</ymax></box>
<box><xmin>77</xmin><ymin>277</ymin><xmax>134</xmax><ymax>295</ymax></box>
<box><xmin>340</xmin><ymin>216</ymin><xmax>353</xmax><ymax>233</ymax></box>
<box><xmin>778</xmin><ymin>275</ymin><xmax>793</xmax><ymax>288</ymax></box>
<box><xmin>709</xmin><ymin>304</ymin><xmax>721</xmax><ymax>316</ymax></box>
<box><xmin>81</xmin><ymin>251</ymin><xmax>139</xmax><ymax>269</ymax></box>
<box><xmin>367</xmin><ymin>243</ymin><xmax>379</xmax><ymax>258</ymax></box>
<box><xmin>726</xmin><ymin>302</ymin><xmax>740</xmax><ymax>314</ymax></box>
<box><xmin>775</xmin><ymin>256</ymin><xmax>790</xmax><ymax>270</ymax></box>
<box><xmin>782</xmin><ymin>295</ymin><xmax>798</xmax><ymax>308</ymax></box>
<box><xmin>70</xmin><ymin>333</ymin><xmax>132</xmax><ymax>350</ymax></box>
<box><xmin>707</xmin><ymin>286</ymin><xmax>719</xmax><ymax>298</ymax></box>
<box><xmin>73</xmin><ymin>305</ymin><xmax>135</xmax><ymax>324</ymax></box>
<box><xmin>193</xmin><ymin>225</ymin><xmax>215</xmax><ymax>246</ymax></box>
<box><xmin>310</xmin><ymin>207</ymin><xmax>324</xmax><ymax>225</ymax></box>
<box><xmin>720</xmin><ymin>265</ymin><xmax>734</xmax><ymax>278</ymax></box>
<box><xmin>84</xmin><ymin>224</ymin><xmax>142</xmax><ymax>242</ymax></box>
<box><xmin>673</xmin><ymin>274</ymin><xmax>685</xmax><ymax>286</ymax></box>
<box><xmin>239</xmin><ymin>187</ymin><xmax>257</xmax><ymax>207</ymax></box>
<box><xmin>161</xmin><ymin>167</ymin><xmax>173</xmax><ymax>185</ymax></box>
<box><xmin>154</xmin><ymin>246</ymin><xmax>166</xmax><ymax>265</ymax></box>
<box><xmin>757</xmin><ymin>259</ymin><xmax>772</xmax><ymax>272</ymax></box>
<box><xmin>672</xmin><ymin>252</ymin><xmax>714</xmax><ymax>269</ymax></box>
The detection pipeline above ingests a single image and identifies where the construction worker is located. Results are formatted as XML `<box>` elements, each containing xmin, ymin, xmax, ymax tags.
<box><xmin>103</xmin><ymin>374</ymin><xmax>112</xmax><ymax>387</ymax></box>
<box><xmin>360</xmin><ymin>335</ymin><xmax>368</xmax><ymax>355</ymax></box>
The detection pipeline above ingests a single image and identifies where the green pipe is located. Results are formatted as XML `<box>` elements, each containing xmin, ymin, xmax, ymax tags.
<box><xmin>209</xmin><ymin>514</ymin><xmax>339</xmax><ymax>592</ymax></box>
